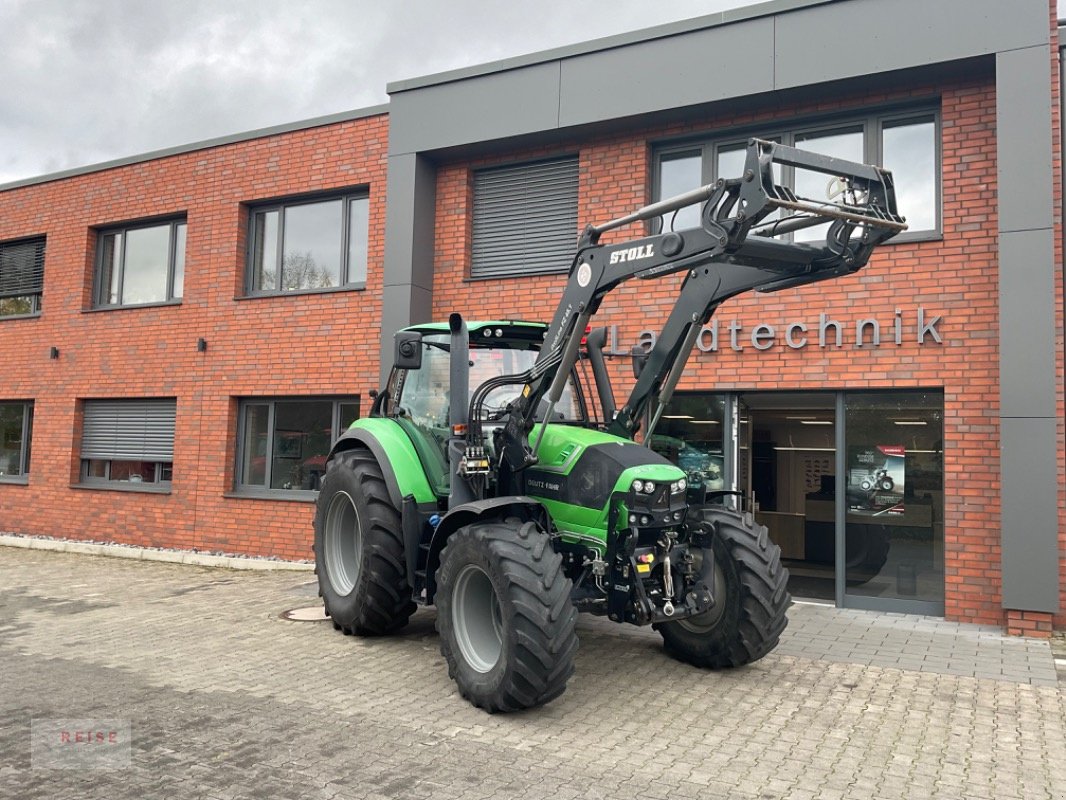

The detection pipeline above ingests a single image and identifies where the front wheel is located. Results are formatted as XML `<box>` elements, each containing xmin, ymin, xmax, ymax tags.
<box><xmin>656</xmin><ymin>507</ymin><xmax>790</xmax><ymax>668</ymax></box>
<box><xmin>436</xmin><ymin>519</ymin><xmax>578</xmax><ymax>712</ymax></box>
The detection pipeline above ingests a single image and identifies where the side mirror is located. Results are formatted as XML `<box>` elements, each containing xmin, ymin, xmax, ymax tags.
<box><xmin>394</xmin><ymin>331</ymin><xmax>423</xmax><ymax>370</ymax></box>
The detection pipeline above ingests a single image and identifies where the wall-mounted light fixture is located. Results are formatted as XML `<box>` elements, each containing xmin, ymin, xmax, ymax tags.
<box><xmin>197</xmin><ymin>338</ymin><xmax>208</xmax><ymax>353</ymax></box>
<box><xmin>49</xmin><ymin>346</ymin><xmax>59</xmax><ymax>360</ymax></box>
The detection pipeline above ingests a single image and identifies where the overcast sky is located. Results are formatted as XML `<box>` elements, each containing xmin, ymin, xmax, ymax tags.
<box><xmin>0</xmin><ymin>0</ymin><xmax>752</xmax><ymax>185</ymax></box>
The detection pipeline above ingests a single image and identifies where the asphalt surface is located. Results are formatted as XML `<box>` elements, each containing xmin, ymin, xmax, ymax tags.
<box><xmin>1</xmin><ymin>547</ymin><xmax>1064</xmax><ymax>800</ymax></box>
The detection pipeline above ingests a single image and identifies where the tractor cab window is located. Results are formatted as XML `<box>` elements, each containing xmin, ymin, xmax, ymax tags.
<box><xmin>394</xmin><ymin>334</ymin><xmax>583</xmax><ymax>426</ymax></box>
<box><xmin>392</xmin><ymin>333</ymin><xmax>584</xmax><ymax>496</ymax></box>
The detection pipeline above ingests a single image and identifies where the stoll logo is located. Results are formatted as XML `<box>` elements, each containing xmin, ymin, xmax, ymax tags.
<box><xmin>31</xmin><ymin>719</ymin><xmax>132</xmax><ymax>770</ymax></box>
<box><xmin>599</xmin><ymin>307</ymin><xmax>944</xmax><ymax>354</ymax></box>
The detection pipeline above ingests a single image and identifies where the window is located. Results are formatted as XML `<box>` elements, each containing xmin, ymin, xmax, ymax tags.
<box><xmin>236</xmin><ymin>397</ymin><xmax>360</xmax><ymax>493</ymax></box>
<box><xmin>0</xmin><ymin>237</ymin><xmax>45</xmax><ymax>318</ymax></box>
<box><xmin>844</xmin><ymin>390</ymin><xmax>944</xmax><ymax>604</ymax></box>
<box><xmin>470</xmin><ymin>157</ymin><xmax>579</xmax><ymax>279</ymax></box>
<box><xmin>80</xmin><ymin>399</ymin><xmax>176</xmax><ymax>487</ymax></box>
<box><xmin>95</xmin><ymin>219</ymin><xmax>186</xmax><ymax>307</ymax></box>
<box><xmin>653</xmin><ymin>109</ymin><xmax>939</xmax><ymax>240</ymax></box>
<box><xmin>0</xmin><ymin>401</ymin><xmax>33</xmax><ymax>480</ymax></box>
<box><xmin>247</xmin><ymin>193</ymin><xmax>369</xmax><ymax>294</ymax></box>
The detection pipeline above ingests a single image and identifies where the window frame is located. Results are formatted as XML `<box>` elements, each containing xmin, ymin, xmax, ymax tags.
<box><xmin>469</xmin><ymin>155</ymin><xmax>580</xmax><ymax>280</ymax></box>
<box><xmin>77</xmin><ymin>398</ymin><xmax>176</xmax><ymax>492</ymax></box>
<box><xmin>0</xmin><ymin>400</ymin><xmax>34</xmax><ymax>483</ymax></box>
<box><xmin>244</xmin><ymin>190</ymin><xmax>370</xmax><ymax>297</ymax></box>
<box><xmin>651</xmin><ymin>104</ymin><xmax>942</xmax><ymax>243</ymax></box>
<box><xmin>93</xmin><ymin>217</ymin><xmax>187</xmax><ymax>309</ymax></box>
<box><xmin>0</xmin><ymin>236</ymin><xmax>46</xmax><ymax>319</ymax></box>
<box><xmin>233</xmin><ymin>396</ymin><xmax>360</xmax><ymax>498</ymax></box>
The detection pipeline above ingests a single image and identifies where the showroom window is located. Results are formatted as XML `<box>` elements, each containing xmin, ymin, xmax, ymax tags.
<box><xmin>247</xmin><ymin>192</ymin><xmax>369</xmax><ymax>294</ymax></box>
<box><xmin>95</xmin><ymin>218</ymin><xmax>186</xmax><ymax>308</ymax></box>
<box><xmin>235</xmin><ymin>397</ymin><xmax>360</xmax><ymax>493</ymax></box>
<box><xmin>0</xmin><ymin>236</ymin><xmax>46</xmax><ymax>318</ymax></box>
<box><xmin>470</xmin><ymin>156</ymin><xmax>579</xmax><ymax>279</ymax></box>
<box><xmin>80</xmin><ymin>399</ymin><xmax>176</xmax><ymax>487</ymax></box>
<box><xmin>653</xmin><ymin>108</ymin><xmax>939</xmax><ymax>240</ymax></box>
<box><xmin>0</xmin><ymin>401</ymin><xmax>34</xmax><ymax>481</ymax></box>
<box><xmin>844</xmin><ymin>390</ymin><xmax>944</xmax><ymax>605</ymax></box>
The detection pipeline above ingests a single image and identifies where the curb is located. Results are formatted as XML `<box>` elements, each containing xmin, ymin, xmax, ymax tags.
<box><xmin>0</xmin><ymin>534</ymin><xmax>315</xmax><ymax>572</ymax></box>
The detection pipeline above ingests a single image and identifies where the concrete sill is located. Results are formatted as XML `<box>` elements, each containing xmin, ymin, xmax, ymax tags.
<box><xmin>223</xmin><ymin>490</ymin><xmax>316</xmax><ymax>503</ymax></box>
<box><xmin>0</xmin><ymin>476</ymin><xmax>29</xmax><ymax>485</ymax></box>
<box><xmin>71</xmin><ymin>482</ymin><xmax>172</xmax><ymax>495</ymax></box>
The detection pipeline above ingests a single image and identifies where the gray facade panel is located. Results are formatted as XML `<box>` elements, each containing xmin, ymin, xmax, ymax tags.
<box><xmin>380</xmin><ymin>153</ymin><xmax>437</xmax><ymax>383</ymax></box>
<box><xmin>1000</xmin><ymin>417</ymin><xmax>1061</xmax><ymax>612</ymax></box>
<box><xmin>775</xmin><ymin>0</ymin><xmax>1048</xmax><ymax>90</ymax></box>
<box><xmin>997</xmin><ymin>46</ymin><xmax>1055</xmax><ymax>234</ymax></box>
<box><xmin>998</xmin><ymin>230</ymin><xmax>1057</xmax><ymax>419</ymax></box>
<box><xmin>557</xmin><ymin>19</ymin><xmax>775</xmax><ymax>128</ymax></box>
<box><xmin>388</xmin><ymin>62</ymin><xmax>560</xmax><ymax>156</ymax></box>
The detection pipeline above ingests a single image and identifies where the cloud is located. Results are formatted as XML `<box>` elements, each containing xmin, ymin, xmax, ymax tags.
<box><xmin>0</xmin><ymin>0</ymin><xmax>744</xmax><ymax>184</ymax></box>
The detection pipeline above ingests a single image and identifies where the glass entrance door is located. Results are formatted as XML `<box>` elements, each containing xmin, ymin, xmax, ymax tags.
<box><xmin>842</xmin><ymin>391</ymin><xmax>945</xmax><ymax>613</ymax></box>
<box><xmin>737</xmin><ymin>392</ymin><xmax>838</xmax><ymax>601</ymax></box>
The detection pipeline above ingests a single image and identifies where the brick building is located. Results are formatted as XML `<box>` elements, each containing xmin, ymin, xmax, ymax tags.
<box><xmin>0</xmin><ymin>0</ymin><xmax>1062</xmax><ymax>634</ymax></box>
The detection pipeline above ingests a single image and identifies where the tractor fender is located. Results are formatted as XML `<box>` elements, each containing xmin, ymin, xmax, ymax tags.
<box><xmin>329</xmin><ymin>420</ymin><xmax>437</xmax><ymax>509</ymax></box>
<box><xmin>424</xmin><ymin>497</ymin><xmax>551</xmax><ymax>604</ymax></box>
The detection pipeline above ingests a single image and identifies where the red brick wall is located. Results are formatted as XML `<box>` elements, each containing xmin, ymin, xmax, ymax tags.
<box><xmin>430</xmin><ymin>70</ymin><xmax>1024</xmax><ymax>626</ymax></box>
<box><xmin>1050</xmin><ymin>3</ymin><xmax>1066</xmax><ymax>630</ymax></box>
<box><xmin>0</xmin><ymin>114</ymin><xmax>389</xmax><ymax>561</ymax></box>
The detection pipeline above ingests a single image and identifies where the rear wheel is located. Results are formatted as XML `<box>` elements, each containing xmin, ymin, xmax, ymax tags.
<box><xmin>313</xmin><ymin>449</ymin><xmax>415</xmax><ymax>635</ymax></box>
<box><xmin>656</xmin><ymin>507</ymin><xmax>789</xmax><ymax>668</ymax></box>
<box><xmin>436</xmin><ymin>519</ymin><xmax>578</xmax><ymax>712</ymax></box>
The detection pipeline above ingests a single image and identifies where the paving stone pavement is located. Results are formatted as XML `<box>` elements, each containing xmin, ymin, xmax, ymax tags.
<box><xmin>1</xmin><ymin>547</ymin><xmax>1064</xmax><ymax>800</ymax></box>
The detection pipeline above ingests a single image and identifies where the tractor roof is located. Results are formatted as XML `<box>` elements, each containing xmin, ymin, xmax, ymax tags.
<box><xmin>401</xmin><ymin>320</ymin><xmax>546</xmax><ymax>338</ymax></box>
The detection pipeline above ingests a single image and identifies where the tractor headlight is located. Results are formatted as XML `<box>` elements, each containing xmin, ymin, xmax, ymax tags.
<box><xmin>631</xmin><ymin>479</ymin><xmax>645</xmax><ymax>493</ymax></box>
<box><xmin>670</xmin><ymin>479</ymin><xmax>687</xmax><ymax>494</ymax></box>
<box><xmin>643</xmin><ymin>482</ymin><xmax>656</xmax><ymax>494</ymax></box>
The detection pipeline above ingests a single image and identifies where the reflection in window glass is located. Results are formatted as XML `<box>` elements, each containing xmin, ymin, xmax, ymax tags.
<box><xmin>282</xmin><ymin>200</ymin><xmax>343</xmax><ymax>291</ymax></box>
<box><xmin>656</xmin><ymin>151</ymin><xmax>702</xmax><ymax>232</ymax></box>
<box><xmin>252</xmin><ymin>210</ymin><xmax>279</xmax><ymax>291</ymax></box>
<box><xmin>100</xmin><ymin>233</ymin><xmax>122</xmax><ymax>305</ymax></box>
<box><xmin>339</xmin><ymin>402</ymin><xmax>360</xmax><ymax>432</ymax></box>
<box><xmin>272</xmin><ymin>401</ymin><xmax>334</xmax><ymax>490</ymax></box>
<box><xmin>652</xmin><ymin>393</ymin><xmax>728</xmax><ymax>502</ymax></box>
<box><xmin>794</xmin><ymin>128</ymin><xmax>864</xmax><ymax>242</ymax></box>
<box><xmin>844</xmin><ymin>391</ymin><xmax>944</xmax><ymax>604</ymax></box>
<box><xmin>173</xmin><ymin>223</ymin><xmax>187</xmax><ymax>299</ymax></box>
<box><xmin>347</xmin><ymin>197</ymin><xmax>369</xmax><ymax>285</ymax></box>
<box><xmin>882</xmin><ymin>118</ymin><xmax>936</xmax><ymax>232</ymax></box>
<box><xmin>0</xmin><ymin>401</ymin><xmax>32</xmax><ymax>478</ymax></box>
<box><xmin>237</xmin><ymin>397</ymin><xmax>360</xmax><ymax>492</ymax></box>
<box><xmin>121</xmin><ymin>225</ymin><xmax>171</xmax><ymax>304</ymax></box>
<box><xmin>242</xmin><ymin>404</ymin><xmax>269</xmax><ymax>486</ymax></box>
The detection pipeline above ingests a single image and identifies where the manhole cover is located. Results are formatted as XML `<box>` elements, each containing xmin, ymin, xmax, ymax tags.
<box><xmin>281</xmin><ymin>606</ymin><xmax>330</xmax><ymax>622</ymax></box>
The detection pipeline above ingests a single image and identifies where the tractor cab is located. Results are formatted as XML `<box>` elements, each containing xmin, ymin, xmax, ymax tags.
<box><xmin>378</xmin><ymin>320</ymin><xmax>586</xmax><ymax>498</ymax></box>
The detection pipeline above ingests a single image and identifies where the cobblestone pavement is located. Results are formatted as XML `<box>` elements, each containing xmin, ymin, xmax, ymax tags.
<box><xmin>1</xmin><ymin>548</ymin><xmax>1064</xmax><ymax>800</ymax></box>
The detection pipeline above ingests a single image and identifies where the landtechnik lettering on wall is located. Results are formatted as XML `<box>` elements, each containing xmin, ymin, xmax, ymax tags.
<box><xmin>602</xmin><ymin>307</ymin><xmax>944</xmax><ymax>354</ymax></box>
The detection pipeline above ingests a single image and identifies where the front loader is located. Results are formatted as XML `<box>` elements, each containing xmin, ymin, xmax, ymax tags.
<box><xmin>313</xmin><ymin>139</ymin><xmax>905</xmax><ymax>712</ymax></box>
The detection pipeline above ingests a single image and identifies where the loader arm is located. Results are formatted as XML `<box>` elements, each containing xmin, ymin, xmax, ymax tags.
<box><xmin>489</xmin><ymin>138</ymin><xmax>905</xmax><ymax>477</ymax></box>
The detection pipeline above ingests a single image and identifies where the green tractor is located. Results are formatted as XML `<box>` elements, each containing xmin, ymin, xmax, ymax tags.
<box><xmin>314</xmin><ymin>139</ymin><xmax>905</xmax><ymax>711</ymax></box>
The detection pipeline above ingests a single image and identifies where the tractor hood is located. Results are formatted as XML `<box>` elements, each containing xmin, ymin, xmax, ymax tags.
<box><xmin>524</xmin><ymin>424</ymin><xmax>685</xmax><ymax>541</ymax></box>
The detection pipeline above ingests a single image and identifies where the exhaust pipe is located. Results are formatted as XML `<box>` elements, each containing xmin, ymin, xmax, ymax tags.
<box><xmin>447</xmin><ymin>313</ymin><xmax>474</xmax><ymax>509</ymax></box>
